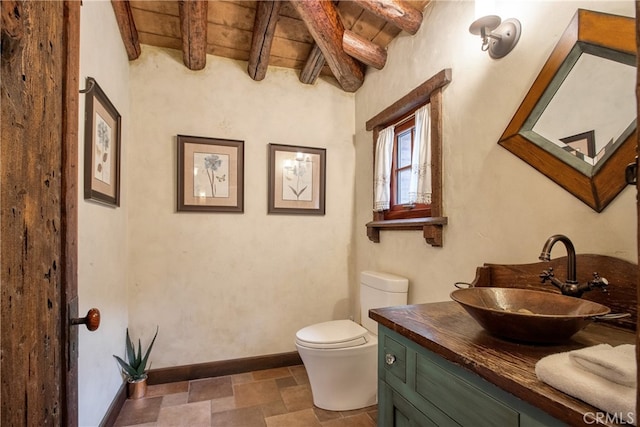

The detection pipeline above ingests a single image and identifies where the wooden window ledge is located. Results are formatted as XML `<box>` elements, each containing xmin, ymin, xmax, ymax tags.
<box><xmin>366</xmin><ymin>217</ymin><xmax>448</xmax><ymax>247</ymax></box>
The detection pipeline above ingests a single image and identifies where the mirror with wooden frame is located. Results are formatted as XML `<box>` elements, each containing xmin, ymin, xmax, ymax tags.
<box><xmin>498</xmin><ymin>9</ymin><xmax>636</xmax><ymax>212</ymax></box>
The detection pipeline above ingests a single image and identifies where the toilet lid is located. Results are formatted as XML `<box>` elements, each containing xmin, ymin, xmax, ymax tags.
<box><xmin>296</xmin><ymin>320</ymin><xmax>369</xmax><ymax>349</ymax></box>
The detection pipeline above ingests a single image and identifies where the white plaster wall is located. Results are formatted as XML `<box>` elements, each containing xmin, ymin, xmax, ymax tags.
<box><xmin>78</xmin><ymin>1</ymin><xmax>130</xmax><ymax>425</ymax></box>
<box><xmin>128</xmin><ymin>47</ymin><xmax>355</xmax><ymax>368</ymax></box>
<box><xmin>354</xmin><ymin>1</ymin><xmax>637</xmax><ymax>307</ymax></box>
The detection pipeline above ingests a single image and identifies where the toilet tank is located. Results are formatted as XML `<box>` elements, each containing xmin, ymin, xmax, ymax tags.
<box><xmin>360</xmin><ymin>271</ymin><xmax>409</xmax><ymax>334</ymax></box>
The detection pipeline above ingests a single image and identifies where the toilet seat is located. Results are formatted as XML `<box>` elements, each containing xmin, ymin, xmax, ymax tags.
<box><xmin>295</xmin><ymin>320</ymin><xmax>370</xmax><ymax>349</ymax></box>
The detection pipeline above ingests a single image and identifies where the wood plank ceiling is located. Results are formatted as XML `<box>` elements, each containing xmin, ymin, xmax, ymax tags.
<box><xmin>112</xmin><ymin>0</ymin><xmax>430</xmax><ymax>92</ymax></box>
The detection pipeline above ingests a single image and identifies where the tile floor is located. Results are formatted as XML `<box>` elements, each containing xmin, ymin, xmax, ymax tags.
<box><xmin>114</xmin><ymin>365</ymin><xmax>377</xmax><ymax>426</ymax></box>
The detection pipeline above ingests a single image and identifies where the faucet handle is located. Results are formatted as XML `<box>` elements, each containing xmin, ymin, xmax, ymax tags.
<box><xmin>589</xmin><ymin>272</ymin><xmax>609</xmax><ymax>292</ymax></box>
<box><xmin>539</xmin><ymin>268</ymin><xmax>554</xmax><ymax>283</ymax></box>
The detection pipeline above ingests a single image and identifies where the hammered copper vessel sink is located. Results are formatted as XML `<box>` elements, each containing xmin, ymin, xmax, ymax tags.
<box><xmin>450</xmin><ymin>288</ymin><xmax>611</xmax><ymax>343</ymax></box>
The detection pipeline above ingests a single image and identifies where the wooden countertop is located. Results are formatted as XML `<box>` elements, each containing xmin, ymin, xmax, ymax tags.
<box><xmin>370</xmin><ymin>301</ymin><xmax>636</xmax><ymax>427</ymax></box>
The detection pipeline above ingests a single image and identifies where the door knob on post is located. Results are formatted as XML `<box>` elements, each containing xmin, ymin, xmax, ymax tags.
<box><xmin>71</xmin><ymin>308</ymin><xmax>100</xmax><ymax>331</ymax></box>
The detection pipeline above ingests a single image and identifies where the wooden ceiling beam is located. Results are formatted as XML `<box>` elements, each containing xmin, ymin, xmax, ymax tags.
<box><xmin>290</xmin><ymin>0</ymin><xmax>364</xmax><ymax>92</ymax></box>
<box><xmin>352</xmin><ymin>0</ymin><xmax>423</xmax><ymax>35</ymax></box>
<box><xmin>299</xmin><ymin>44</ymin><xmax>326</xmax><ymax>84</ymax></box>
<box><xmin>111</xmin><ymin>0</ymin><xmax>141</xmax><ymax>60</ymax></box>
<box><xmin>343</xmin><ymin>29</ymin><xmax>386</xmax><ymax>69</ymax></box>
<box><xmin>178</xmin><ymin>0</ymin><xmax>208</xmax><ymax>71</ymax></box>
<box><xmin>248</xmin><ymin>0</ymin><xmax>282</xmax><ymax>81</ymax></box>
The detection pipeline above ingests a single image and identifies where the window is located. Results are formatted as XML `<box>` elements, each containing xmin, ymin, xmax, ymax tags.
<box><xmin>385</xmin><ymin>116</ymin><xmax>431</xmax><ymax>220</ymax></box>
<box><xmin>365</xmin><ymin>69</ymin><xmax>451</xmax><ymax>246</ymax></box>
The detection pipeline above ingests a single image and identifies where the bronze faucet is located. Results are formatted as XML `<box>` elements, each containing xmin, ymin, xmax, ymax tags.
<box><xmin>538</xmin><ymin>234</ymin><xmax>608</xmax><ymax>297</ymax></box>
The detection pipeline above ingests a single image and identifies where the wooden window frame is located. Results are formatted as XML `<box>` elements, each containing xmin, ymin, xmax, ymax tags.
<box><xmin>365</xmin><ymin>69</ymin><xmax>451</xmax><ymax>247</ymax></box>
<box><xmin>385</xmin><ymin>115</ymin><xmax>432</xmax><ymax>221</ymax></box>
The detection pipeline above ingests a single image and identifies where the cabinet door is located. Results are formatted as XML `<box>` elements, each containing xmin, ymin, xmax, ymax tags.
<box><xmin>415</xmin><ymin>352</ymin><xmax>519</xmax><ymax>427</ymax></box>
<box><xmin>379</xmin><ymin>381</ymin><xmax>458</xmax><ymax>427</ymax></box>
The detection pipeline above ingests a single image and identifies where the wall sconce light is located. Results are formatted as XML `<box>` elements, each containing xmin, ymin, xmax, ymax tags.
<box><xmin>469</xmin><ymin>1</ymin><xmax>521</xmax><ymax>59</ymax></box>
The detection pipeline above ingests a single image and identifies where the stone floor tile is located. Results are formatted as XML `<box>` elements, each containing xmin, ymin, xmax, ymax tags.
<box><xmin>314</xmin><ymin>407</ymin><xmax>344</xmax><ymax>422</ymax></box>
<box><xmin>265</xmin><ymin>408</ymin><xmax>322</xmax><ymax>427</ymax></box>
<box><xmin>260</xmin><ymin>399</ymin><xmax>289</xmax><ymax>418</ymax></box>
<box><xmin>233</xmin><ymin>379</ymin><xmax>281</xmax><ymax>408</ymax></box>
<box><xmin>366</xmin><ymin>408</ymin><xmax>378</xmax><ymax>424</ymax></box>
<box><xmin>289</xmin><ymin>365</ymin><xmax>310</xmax><ymax>384</ymax></box>
<box><xmin>231</xmin><ymin>372</ymin><xmax>254</xmax><ymax>385</ymax></box>
<box><xmin>275</xmin><ymin>376</ymin><xmax>298</xmax><ymax>389</ymax></box>
<box><xmin>188</xmin><ymin>376</ymin><xmax>233</xmax><ymax>402</ymax></box>
<box><xmin>146</xmin><ymin>381</ymin><xmax>189</xmax><ymax>397</ymax></box>
<box><xmin>114</xmin><ymin>396</ymin><xmax>163</xmax><ymax>426</ymax></box>
<box><xmin>320</xmin><ymin>413</ymin><xmax>376</xmax><ymax>427</ymax></box>
<box><xmin>252</xmin><ymin>367</ymin><xmax>292</xmax><ymax>381</ymax></box>
<box><xmin>160</xmin><ymin>392</ymin><xmax>188</xmax><ymax>408</ymax></box>
<box><xmin>339</xmin><ymin>405</ymin><xmax>378</xmax><ymax>417</ymax></box>
<box><xmin>210</xmin><ymin>406</ymin><xmax>266</xmax><ymax>427</ymax></box>
<box><xmin>156</xmin><ymin>400</ymin><xmax>211</xmax><ymax>426</ymax></box>
<box><xmin>280</xmin><ymin>384</ymin><xmax>314</xmax><ymax>412</ymax></box>
<box><xmin>211</xmin><ymin>396</ymin><xmax>238</xmax><ymax>414</ymax></box>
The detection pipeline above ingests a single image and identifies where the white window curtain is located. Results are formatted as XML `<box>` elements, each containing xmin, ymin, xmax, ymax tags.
<box><xmin>373</xmin><ymin>126</ymin><xmax>395</xmax><ymax>211</ymax></box>
<box><xmin>408</xmin><ymin>104</ymin><xmax>432</xmax><ymax>205</ymax></box>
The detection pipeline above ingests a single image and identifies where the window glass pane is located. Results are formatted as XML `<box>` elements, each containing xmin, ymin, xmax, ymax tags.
<box><xmin>397</xmin><ymin>169</ymin><xmax>411</xmax><ymax>204</ymax></box>
<box><xmin>397</xmin><ymin>131</ymin><xmax>412</xmax><ymax>168</ymax></box>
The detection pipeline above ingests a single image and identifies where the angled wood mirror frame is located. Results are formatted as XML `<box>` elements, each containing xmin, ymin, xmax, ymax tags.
<box><xmin>498</xmin><ymin>9</ymin><xmax>636</xmax><ymax>212</ymax></box>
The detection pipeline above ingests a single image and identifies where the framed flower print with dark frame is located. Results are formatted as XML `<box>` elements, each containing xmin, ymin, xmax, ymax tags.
<box><xmin>83</xmin><ymin>77</ymin><xmax>121</xmax><ymax>206</ymax></box>
<box><xmin>177</xmin><ymin>135</ymin><xmax>244</xmax><ymax>213</ymax></box>
<box><xmin>268</xmin><ymin>144</ymin><xmax>326</xmax><ymax>215</ymax></box>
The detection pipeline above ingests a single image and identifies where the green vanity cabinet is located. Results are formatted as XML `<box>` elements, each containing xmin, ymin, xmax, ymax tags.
<box><xmin>377</xmin><ymin>325</ymin><xmax>566</xmax><ymax>427</ymax></box>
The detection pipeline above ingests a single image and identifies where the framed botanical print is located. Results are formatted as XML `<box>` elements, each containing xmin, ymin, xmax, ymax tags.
<box><xmin>268</xmin><ymin>144</ymin><xmax>326</xmax><ymax>215</ymax></box>
<box><xmin>177</xmin><ymin>135</ymin><xmax>244</xmax><ymax>213</ymax></box>
<box><xmin>83</xmin><ymin>77</ymin><xmax>121</xmax><ymax>206</ymax></box>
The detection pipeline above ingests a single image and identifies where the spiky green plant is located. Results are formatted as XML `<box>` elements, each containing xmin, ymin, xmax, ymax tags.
<box><xmin>113</xmin><ymin>327</ymin><xmax>158</xmax><ymax>381</ymax></box>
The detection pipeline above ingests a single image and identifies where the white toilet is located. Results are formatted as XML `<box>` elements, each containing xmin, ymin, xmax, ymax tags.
<box><xmin>295</xmin><ymin>271</ymin><xmax>409</xmax><ymax>411</ymax></box>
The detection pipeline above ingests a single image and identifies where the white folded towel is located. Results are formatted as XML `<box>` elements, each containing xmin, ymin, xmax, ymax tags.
<box><xmin>535</xmin><ymin>347</ymin><xmax>636</xmax><ymax>425</ymax></box>
<box><xmin>570</xmin><ymin>344</ymin><xmax>636</xmax><ymax>387</ymax></box>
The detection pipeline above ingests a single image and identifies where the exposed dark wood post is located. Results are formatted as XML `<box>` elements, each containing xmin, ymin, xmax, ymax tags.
<box><xmin>248</xmin><ymin>0</ymin><xmax>282</xmax><ymax>81</ymax></box>
<box><xmin>343</xmin><ymin>29</ymin><xmax>387</xmax><ymax>69</ymax></box>
<box><xmin>351</xmin><ymin>0</ymin><xmax>423</xmax><ymax>35</ymax></box>
<box><xmin>178</xmin><ymin>0</ymin><xmax>208</xmax><ymax>70</ymax></box>
<box><xmin>111</xmin><ymin>0</ymin><xmax>141</xmax><ymax>60</ymax></box>
<box><xmin>61</xmin><ymin>1</ymin><xmax>81</xmax><ymax>425</ymax></box>
<box><xmin>2</xmin><ymin>0</ymin><xmax>73</xmax><ymax>423</ymax></box>
<box><xmin>290</xmin><ymin>0</ymin><xmax>364</xmax><ymax>92</ymax></box>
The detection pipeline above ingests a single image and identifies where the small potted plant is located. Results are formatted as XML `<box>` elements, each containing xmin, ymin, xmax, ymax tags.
<box><xmin>113</xmin><ymin>327</ymin><xmax>158</xmax><ymax>399</ymax></box>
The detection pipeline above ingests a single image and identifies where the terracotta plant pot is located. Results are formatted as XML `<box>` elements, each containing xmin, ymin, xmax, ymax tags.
<box><xmin>127</xmin><ymin>376</ymin><xmax>148</xmax><ymax>399</ymax></box>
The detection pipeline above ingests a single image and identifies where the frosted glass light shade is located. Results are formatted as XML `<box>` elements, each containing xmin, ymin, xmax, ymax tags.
<box><xmin>469</xmin><ymin>15</ymin><xmax>501</xmax><ymax>35</ymax></box>
<box><xmin>470</xmin><ymin>0</ymin><xmax>501</xmax><ymax>34</ymax></box>
<box><xmin>475</xmin><ymin>0</ymin><xmax>497</xmax><ymax>20</ymax></box>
